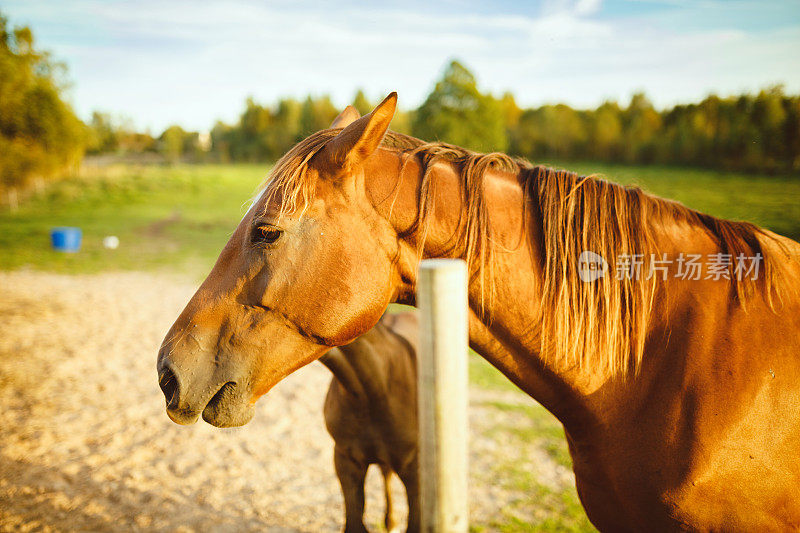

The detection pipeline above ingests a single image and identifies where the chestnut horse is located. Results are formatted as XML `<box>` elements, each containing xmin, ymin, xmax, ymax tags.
<box><xmin>158</xmin><ymin>94</ymin><xmax>800</xmax><ymax>531</ymax></box>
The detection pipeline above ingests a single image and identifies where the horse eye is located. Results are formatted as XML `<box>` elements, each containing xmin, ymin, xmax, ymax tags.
<box><xmin>253</xmin><ymin>225</ymin><xmax>283</xmax><ymax>246</ymax></box>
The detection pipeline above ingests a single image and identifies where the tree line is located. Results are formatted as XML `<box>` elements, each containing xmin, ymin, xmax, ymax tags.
<box><xmin>99</xmin><ymin>60</ymin><xmax>800</xmax><ymax>175</ymax></box>
<box><xmin>2</xmin><ymin>12</ymin><xmax>799</xmax><ymax>201</ymax></box>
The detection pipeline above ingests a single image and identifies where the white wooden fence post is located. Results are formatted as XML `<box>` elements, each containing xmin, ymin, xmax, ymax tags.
<box><xmin>417</xmin><ymin>259</ymin><xmax>469</xmax><ymax>533</ymax></box>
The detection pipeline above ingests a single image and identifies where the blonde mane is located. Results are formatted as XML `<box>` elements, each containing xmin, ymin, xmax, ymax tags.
<box><xmin>255</xmin><ymin>129</ymin><xmax>777</xmax><ymax>378</ymax></box>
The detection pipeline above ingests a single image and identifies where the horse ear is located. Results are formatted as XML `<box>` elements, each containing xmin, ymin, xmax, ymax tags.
<box><xmin>330</xmin><ymin>105</ymin><xmax>361</xmax><ymax>129</ymax></box>
<box><xmin>321</xmin><ymin>92</ymin><xmax>397</xmax><ymax>170</ymax></box>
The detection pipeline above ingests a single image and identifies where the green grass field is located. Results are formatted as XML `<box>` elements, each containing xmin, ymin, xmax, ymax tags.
<box><xmin>1</xmin><ymin>161</ymin><xmax>798</xmax><ymax>278</ymax></box>
<box><xmin>0</xmin><ymin>163</ymin><xmax>268</xmax><ymax>276</ymax></box>
<box><xmin>2</xmin><ymin>161</ymin><xmax>798</xmax><ymax>532</ymax></box>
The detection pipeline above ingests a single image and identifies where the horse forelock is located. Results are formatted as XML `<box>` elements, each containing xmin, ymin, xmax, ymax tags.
<box><xmin>248</xmin><ymin>129</ymin><xmax>337</xmax><ymax>221</ymax></box>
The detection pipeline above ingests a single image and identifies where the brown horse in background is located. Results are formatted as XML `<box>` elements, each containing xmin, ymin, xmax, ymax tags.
<box><xmin>320</xmin><ymin>311</ymin><xmax>419</xmax><ymax>533</ymax></box>
<box><xmin>158</xmin><ymin>93</ymin><xmax>800</xmax><ymax>531</ymax></box>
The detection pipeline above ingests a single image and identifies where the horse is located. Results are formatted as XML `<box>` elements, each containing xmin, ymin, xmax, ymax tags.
<box><xmin>158</xmin><ymin>93</ymin><xmax>800</xmax><ymax>531</ymax></box>
<box><xmin>320</xmin><ymin>311</ymin><xmax>419</xmax><ymax>533</ymax></box>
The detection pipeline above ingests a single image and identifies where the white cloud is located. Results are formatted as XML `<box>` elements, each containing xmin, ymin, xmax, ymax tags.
<box><xmin>574</xmin><ymin>0</ymin><xmax>603</xmax><ymax>16</ymax></box>
<box><xmin>4</xmin><ymin>0</ymin><xmax>799</xmax><ymax>132</ymax></box>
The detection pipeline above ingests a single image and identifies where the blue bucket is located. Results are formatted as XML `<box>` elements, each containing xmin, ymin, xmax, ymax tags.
<box><xmin>51</xmin><ymin>227</ymin><xmax>82</xmax><ymax>252</ymax></box>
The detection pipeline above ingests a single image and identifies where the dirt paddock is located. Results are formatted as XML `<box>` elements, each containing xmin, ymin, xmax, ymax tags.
<box><xmin>0</xmin><ymin>271</ymin><xmax>573</xmax><ymax>532</ymax></box>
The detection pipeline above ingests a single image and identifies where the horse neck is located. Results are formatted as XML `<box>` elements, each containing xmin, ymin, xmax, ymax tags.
<box><xmin>365</xmin><ymin>149</ymin><xmax>596</xmax><ymax>428</ymax></box>
<box><xmin>365</xmin><ymin>148</ymin><xmax>734</xmax><ymax>435</ymax></box>
<box><xmin>319</xmin><ymin>348</ymin><xmax>368</xmax><ymax>402</ymax></box>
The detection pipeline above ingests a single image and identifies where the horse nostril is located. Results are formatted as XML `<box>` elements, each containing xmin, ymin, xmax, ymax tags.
<box><xmin>159</xmin><ymin>366</ymin><xmax>179</xmax><ymax>407</ymax></box>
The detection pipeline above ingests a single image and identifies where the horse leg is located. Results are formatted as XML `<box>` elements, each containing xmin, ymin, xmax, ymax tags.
<box><xmin>334</xmin><ymin>448</ymin><xmax>369</xmax><ymax>533</ymax></box>
<box><xmin>399</xmin><ymin>461</ymin><xmax>420</xmax><ymax>533</ymax></box>
<box><xmin>380</xmin><ymin>465</ymin><xmax>400</xmax><ymax>533</ymax></box>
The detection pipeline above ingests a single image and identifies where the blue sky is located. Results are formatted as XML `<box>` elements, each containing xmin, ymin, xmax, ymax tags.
<box><xmin>4</xmin><ymin>0</ymin><xmax>799</xmax><ymax>132</ymax></box>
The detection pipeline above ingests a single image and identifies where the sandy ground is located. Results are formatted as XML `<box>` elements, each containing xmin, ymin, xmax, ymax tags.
<box><xmin>0</xmin><ymin>271</ymin><xmax>573</xmax><ymax>532</ymax></box>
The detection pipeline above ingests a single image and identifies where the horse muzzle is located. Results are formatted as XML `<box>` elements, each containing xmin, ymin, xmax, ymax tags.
<box><xmin>157</xmin><ymin>359</ymin><xmax>255</xmax><ymax>428</ymax></box>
